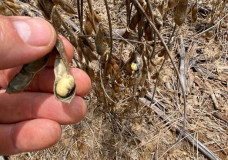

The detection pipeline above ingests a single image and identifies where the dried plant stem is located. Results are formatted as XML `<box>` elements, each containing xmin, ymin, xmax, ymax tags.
<box><xmin>132</xmin><ymin>0</ymin><xmax>187</xmax><ymax>132</ymax></box>
<box><xmin>87</xmin><ymin>0</ymin><xmax>97</xmax><ymax>33</ymax></box>
<box><xmin>77</xmin><ymin>0</ymin><xmax>83</xmax><ymax>32</ymax></box>
<box><xmin>142</xmin><ymin>96</ymin><xmax>221</xmax><ymax>160</ymax></box>
<box><xmin>179</xmin><ymin>36</ymin><xmax>186</xmax><ymax>92</ymax></box>
<box><xmin>210</xmin><ymin>93</ymin><xmax>220</xmax><ymax>110</ymax></box>
<box><xmin>150</xmin><ymin>59</ymin><xmax>166</xmax><ymax>105</ymax></box>
<box><xmin>145</xmin><ymin>0</ymin><xmax>156</xmax><ymax>62</ymax></box>
<box><xmin>126</xmin><ymin>0</ymin><xmax>131</xmax><ymax>27</ymax></box>
<box><xmin>103</xmin><ymin>0</ymin><xmax>113</xmax><ymax>82</ymax></box>
<box><xmin>99</xmin><ymin>62</ymin><xmax>116</xmax><ymax>103</ymax></box>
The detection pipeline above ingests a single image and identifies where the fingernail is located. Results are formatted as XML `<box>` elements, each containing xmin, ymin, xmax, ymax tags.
<box><xmin>13</xmin><ymin>18</ymin><xmax>54</xmax><ymax>46</ymax></box>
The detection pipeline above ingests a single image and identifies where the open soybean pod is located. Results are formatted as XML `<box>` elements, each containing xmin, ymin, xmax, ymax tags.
<box><xmin>54</xmin><ymin>55</ymin><xmax>76</xmax><ymax>103</ymax></box>
<box><xmin>174</xmin><ymin>0</ymin><xmax>188</xmax><ymax>26</ymax></box>
<box><xmin>6</xmin><ymin>53</ymin><xmax>51</xmax><ymax>93</ymax></box>
<box><xmin>54</xmin><ymin>38</ymin><xmax>76</xmax><ymax>103</ymax></box>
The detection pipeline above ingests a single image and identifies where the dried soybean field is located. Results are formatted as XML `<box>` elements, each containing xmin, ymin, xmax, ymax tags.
<box><xmin>1</xmin><ymin>0</ymin><xmax>228</xmax><ymax>159</ymax></box>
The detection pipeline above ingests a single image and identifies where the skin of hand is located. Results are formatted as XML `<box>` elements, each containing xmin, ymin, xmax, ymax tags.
<box><xmin>0</xmin><ymin>15</ymin><xmax>91</xmax><ymax>155</ymax></box>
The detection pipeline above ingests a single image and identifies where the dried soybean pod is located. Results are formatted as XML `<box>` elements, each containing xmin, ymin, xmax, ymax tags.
<box><xmin>191</xmin><ymin>1</ymin><xmax>197</xmax><ymax>22</ymax></box>
<box><xmin>174</xmin><ymin>0</ymin><xmax>188</xmax><ymax>26</ymax></box>
<box><xmin>37</xmin><ymin>0</ymin><xmax>54</xmax><ymax>19</ymax></box>
<box><xmin>122</xmin><ymin>27</ymin><xmax>131</xmax><ymax>39</ymax></box>
<box><xmin>145</xmin><ymin>22</ymin><xmax>153</xmax><ymax>41</ymax></box>
<box><xmin>54</xmin><ymin>37</ymin><xmax>76</xmax><ymax>103</ymax></box>
<box><xmin>95</xmin><ymin>23</ymin><xmax>108</xmax><ymax>55</ymax></box>
<box><xmin>94</xmin><ymin>12</ymin><xmax>102</xmax><ymax>24</ymax></box>
<box><xmin>83</xmin><ymin>37</ymin><xmax>95</xmax><ymax>52</ymax></box>
<box><xmin>4</xmin><ymin>1</ymin><xmax>21</xmax><ymax>11</ymax></box>
<box><xmin>158</xmin><ymin>48</ymin><xmax>167</xmax><ymax>57</ymax></box>
<box><xmin>6</xmin><ymin>71</ymin><xmax>35</xmax><ymax>93</ymax></box>
<box><xmin>51</xmin><ymin>6</ymin><xmax>62</xmax><ymax>30</ymax></box>
<box><xmin>84</xmin><ymin>13</ymin><xmax>93</xmax><ymax>35</ymax></box>
<box><xmin>168</xmin><ymin>0</ymin><xmax>179</xmax><ymax>8</ymax></box>
<box><xmin>0</xmin><ymin>1</ymin><xmax>16</xmax><ymax>16</ymax></box>
<box><xmin>78</xmin><ymin>37</ymin><xmax>97</xmax><ymax>62</ymax></box>
<box><xmin>52</xmin><ymin>0</ymin><xmax>76</xmax><ymax>14</ymax></box>
<box><xmin>0</xmin><ymin>2</ymin><xmax>7</xmax><ymax>15</ymax></box>
<box><xmin>153</xmin><ymin>8</ymin><xmax>163</xmax><ymax>29</ymax></box>
<box><xmin>23</xmin><ymin>53</ymin><xmax>51</xmax><ymax>73</ymax></box>
<box><xmin>129</xmin><ymin>13</ymin><xmax>141</xmax><ymax>30</ymax></box>
<box><xmin>6</xmin><ymin>53</ymin><xmax>51</xmax><ymax>93</ymax></box>
<box><xmin>54</xmin><ymin>55</ymin><xmax>76</xmax><ymax>103</ymax></box>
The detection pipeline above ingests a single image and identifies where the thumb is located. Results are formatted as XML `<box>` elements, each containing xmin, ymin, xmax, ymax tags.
<box><xmin>0</xmin><ymin>16</ymin><xmax>56</xmax><ymax>69</ymax></box>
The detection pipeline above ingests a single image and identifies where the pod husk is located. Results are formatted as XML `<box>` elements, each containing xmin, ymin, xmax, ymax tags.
<box><xmin>54</xmin><ymin>38</ymin><xmax>76</xmax><ymax>103</ymax></box>
<box><xmin>6</xmin><ymin>53</ymin><xmax>51</xmax><ymax>93</ymax></box>
<box><xmin>54</xmin><ymin>55</ymin><xmax>76</xmax><ymax>103</ymax></box>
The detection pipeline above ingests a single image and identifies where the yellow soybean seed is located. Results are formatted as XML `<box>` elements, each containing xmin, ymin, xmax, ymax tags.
<box><xmin>56</xmin><ymin>75</ymin><xmax>75</xmax><ymax>97</ymax></box>
<box><xmin>131</xmin><ymin>63</ymin><xmax>138</xmax><ymax>71</ymax></box>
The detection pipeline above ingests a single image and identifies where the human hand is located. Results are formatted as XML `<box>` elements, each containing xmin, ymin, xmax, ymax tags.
<box><xmin>0</xmin><ymin>16</ymin><xmax>91</xmax><ymax>155</ymax></box>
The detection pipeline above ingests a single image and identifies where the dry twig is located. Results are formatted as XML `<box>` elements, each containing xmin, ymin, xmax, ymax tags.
<box><xmin>142</xmin><ymin>94</ymin><xmax>221</xmax><ymax>160</ymax></box>
<box><xmin>179</xmin><ymin>36</ymin><xmax>186</xmax><ymax>93</ymax></box>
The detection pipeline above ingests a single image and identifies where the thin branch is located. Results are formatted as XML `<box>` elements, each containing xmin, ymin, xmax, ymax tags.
<box><xmin>179</xmin><ymin>36</ymin><xmax>186</xmax><ymax>93</ymax></box>
<box><xmin>150</xmin><ymin>59</ymin><xmax>166</xmax><ymax>105</ymax></box>
<box><xmin>77</xmin><ymin>0</ymin><xmax>83</xmax><ymax>33</ymax></box>
<box><xmin>126</xmin><ymin>0</ymin><xmax>131</xmax><ymax>27</ymax></box>
<box><xmin>210</xmin><ymin>93</ymin><xmax>220</xmax><ymax>110</ymax></box>
<box><xmin>103</xmin><ymin>0</ymin><xmax>113</xmax><ymax>81</ymax></box>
